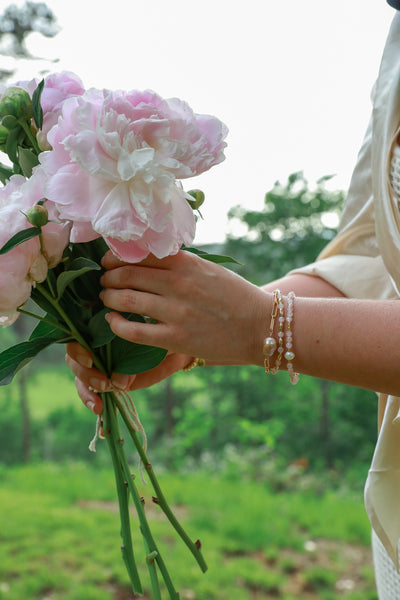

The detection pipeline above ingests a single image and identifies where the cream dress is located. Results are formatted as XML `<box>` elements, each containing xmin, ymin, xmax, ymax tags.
<box><xmin>291</xmin><ymin>12</ymin><xmax>400</xmax><ymax>599</ymax></box>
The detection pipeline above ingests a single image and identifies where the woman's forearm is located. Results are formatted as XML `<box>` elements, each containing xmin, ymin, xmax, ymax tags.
<box><xmin>261</xmin><ymin>273</ymin><xmax>400</xmax><ymax>396</ymax></box>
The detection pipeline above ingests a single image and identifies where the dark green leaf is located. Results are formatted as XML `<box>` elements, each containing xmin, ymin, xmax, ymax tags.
<box><xmin>0</xmin><ymin>337</ymin><xmax>57</xmax><ymax>385</ymax></box>
<box><xmin>88</xmin><ymin>308</ymin><xmax>115</xmax><ymax>348</ymax></box>
<box><xmin>0</xmin><ymin>163</ymin><xmax>14</xmax><ymax>184</ymax></box>
<box><xmin>32</xmin><ymin>79</ymin><xmax>44</xmax><ymax>130</ymax></box>
<box><xmin>183</xmin><ymin>246</ymin><xmax>240</xmax><ymax>264</ymax></box>
<box><xmin>18</xmin><ymin>146</ymin><xmax>39</xmax><ymax>177</ymax></box>
<box><xmin>111</xmin><ymin>338</ymin><xmax>167</xmax><ymax>375</ymax></box>
<box><xmin>29</xmin><ymin>318</ymin><xmax>70</xmax><ymax>341</ymax></box>
<box><xmin>0</xmin><ymin>227</ymin><xmax>41</xmax><ymax>255</ymax></box>
<box><xmin>30</xmin><ymin>287</ymin><xmax>63</xmax><ymax>321</ymax></box>
<box><xmin>56</xmin><ymin>257</ymin><xmax>101</xmax><ymax>299</ymax></box>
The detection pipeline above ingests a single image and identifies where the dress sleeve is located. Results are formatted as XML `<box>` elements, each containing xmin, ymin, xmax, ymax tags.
<box><xmin>289</xmin><ymin>118</ymin><xmax>398</xmax><ymax>300</ymax></box>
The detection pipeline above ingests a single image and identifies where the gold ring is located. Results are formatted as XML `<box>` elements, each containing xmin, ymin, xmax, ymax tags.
<box><xmin>182</xmin><ymin>357</ymin><xmax>205</xmax><ymax>372</ymax></box>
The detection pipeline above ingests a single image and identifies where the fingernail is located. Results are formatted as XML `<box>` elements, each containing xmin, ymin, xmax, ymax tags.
<box><xmin>77</xmin><ymin>354</ymin><xmax>93</xmax><ymax>368</ymax></box>
<box><xmin>89</xmin><ymin>378</ymin><xmax>108</xmax><ymax>393</ymax></box>
<box><xmin>85</xmin><ymin>400</ymin><xmax>96</xmax><ymax>412</ymax></box>
<box><xmin>105</xmin><ymin>312</ymin><xmax>111</xmax><ymax>323</ymax></box>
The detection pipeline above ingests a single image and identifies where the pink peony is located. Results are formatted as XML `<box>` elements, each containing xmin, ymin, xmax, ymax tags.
<box><xmin>41</xmin><ymin>88</ymin><xmax>227</xmax><ymax>262</ymax></box>
<box><xmin>0</xmin><ymin>169</ymin><xmax>71</xmax><ymax>325</ymax></box>
<box><xmin>37</xmin><ymin>72</ymin><xmax>85</xmax><ymax>151</ymax></box>
<box><xmin>14</xmin><ymin>71</ymin><xmax>85</xmax><ymax>150</ymax></box>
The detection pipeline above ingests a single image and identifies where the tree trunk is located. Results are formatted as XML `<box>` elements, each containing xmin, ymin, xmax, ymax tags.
<box><xmin>164</xmin><ymin>377</ymin><xmax>175</xmax><ymax>438</ymax></box>
<box><xmin>13</xmin><ymin>317</ymin><xmax>32</xmax><ymax>463</ymax></box>
<box><xmin>320</xmin><ymin>379</ymin><xmax>333</xmax><ymax>469</ymax></box>
<box><xmin>18</xmin><ymin>369</ymin><xmax>31</xmax><ymax>462</ymax></box>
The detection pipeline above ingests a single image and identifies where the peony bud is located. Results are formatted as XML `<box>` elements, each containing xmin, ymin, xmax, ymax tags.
<box><xmin>0</xmin><ymin>86</ymin><xmax>33</xmax><ymax>122</ymax></box>
<box><xmin>187</xmin><ymin>189</ymin><xmax>205</xmax><ymax>210</ymax></box>
<box><xmin>29</xmin><ymin>254</ymin><xmax>48</xmax><ymax>283</ymax></box>
<box><xmin>26</xmin><ymin>204</ymin><xmax>49</xmax><ymax>227</ymax></box>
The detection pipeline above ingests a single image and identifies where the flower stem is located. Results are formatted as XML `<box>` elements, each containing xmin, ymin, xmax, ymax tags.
<box><xmin>102</xmin><ymin>393</ymin><xmax>143</xmax><ymax>594</ymax></box>
<box><xmin>113</xmin><ymin>392</ymin><xmax>208</xmax><ymax>574</ymax></box>
<box><xmin>19</xmin><ymin>119</ymin><xmax>41</xmax><ymax>155</ymax></box>
<box><xmin>105</xmin><ymin>391</ymin><xmax>180</xmax><ymax>600</ymax></box>
<box><xmin>35</xmin><ymin>282</ymin><xmax>105</xmax><ymax>373</ymax></box>
<box><xmin>16</xmin><ymin>307</ymin><xmax>71</xmax><ymax>336</ymax></box>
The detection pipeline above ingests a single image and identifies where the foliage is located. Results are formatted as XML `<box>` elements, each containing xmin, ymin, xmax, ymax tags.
<box><xmin>225</xmin><ymin>171</ymin><xmax>345</xmax><ymax>284</ymax></box>
<box><xmin>0</xmin><ymin>462</ymin><xmax>376</xmax><ymax>600</ymax></box>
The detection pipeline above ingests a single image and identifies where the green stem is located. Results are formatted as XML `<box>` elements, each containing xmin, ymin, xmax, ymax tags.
<box><xmin>106</xmin><ymin>392</ymin><xmax>180</xmax><ymax>600</ymax></box>
<box><xmin>102</xmin><ymin>394</ymin><xmax>143</xmax><ymax>594</ymax></box>
<box><xmin>19</xmin><ymin>119</ymin><xmax>40</xmax><ymax>154</ymax></box>
<box><xmin>35</xmin><ymin>282</ymin><xmax>105</xmax><ymax>373</ymax></box>
<box><xmin>113</xmin><ymin>392</ymin><xmax>207</xmax><ymax>574</ymax></box>
<box><xmin>16</xmin><ymin>307</ymin><xmax>71</xmax><ymax>336</ymax></box>
<box><xmin>144</xmin><ymin>538</ymin><xmax>162</xmax><ymax>600</ymax></box>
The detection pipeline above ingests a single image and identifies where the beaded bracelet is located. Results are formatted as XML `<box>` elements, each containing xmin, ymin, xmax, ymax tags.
<box><xmin>263</xmin><ymin>289</ymin><xmax>300</xmax><ymax>384</ymax></box>
<box><xmin>270</xmin><ymin>290</ymin><xmax>285</xmax><ymax>374</ymax></box>
<box><xmin>263</xmin><ymin>289</ymin><xmax>280</xmax><ymax>373</ymax></box>
<box><xmin>284</xmin><ymin>292</ymin><xmax>300</xmax><ymax>385</ymax></box>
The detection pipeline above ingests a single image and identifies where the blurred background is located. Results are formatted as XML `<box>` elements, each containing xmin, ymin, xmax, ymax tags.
<box><xmin>0</xmin><ymin>1</ymin><xmax>390</xmax><ymax>598</ymax></box>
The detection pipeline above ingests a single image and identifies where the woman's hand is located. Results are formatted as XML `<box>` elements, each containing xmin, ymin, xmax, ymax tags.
<box><xmin>65</xmin><ymin>342</ymin><xmax>191</xmax><ymax>414</ymax></box>
<box><xmin>100</xmin><ymin>249</ymin><xmax>271</xmax><ymax>366</ymax></box>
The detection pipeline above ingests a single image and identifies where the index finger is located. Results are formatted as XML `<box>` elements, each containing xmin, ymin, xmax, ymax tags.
<box><xmin>101</xmin><ymin>250</ymin><xmax>178</xmax><ymax>271</ymax></box>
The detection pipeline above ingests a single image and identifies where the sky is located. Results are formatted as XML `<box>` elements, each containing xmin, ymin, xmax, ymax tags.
<box><xmin>2</xmin><ymin>0</ymin><xmax>396</xmax><ymax>243</ymax></box>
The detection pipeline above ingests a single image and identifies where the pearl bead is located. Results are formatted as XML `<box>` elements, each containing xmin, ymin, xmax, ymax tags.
<box><xmin>263</xmin><ymin>337</ymin><xmax>277</xmax><ymax>356</ymax></box>
<box><xmin>284</xmin><ymin>350</ymin><xmax>295</xmax><ymax>361</ymax></box>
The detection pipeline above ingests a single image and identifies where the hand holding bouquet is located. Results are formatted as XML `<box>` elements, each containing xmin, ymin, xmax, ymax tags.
<box><xmin>0</xmin><ymin>71</ymin><xmax>228</xmax><ymax>598</ymax></box>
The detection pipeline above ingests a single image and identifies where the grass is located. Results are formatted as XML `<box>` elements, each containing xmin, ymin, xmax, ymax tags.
<box><xmin>0</xmin><ymin>462</ymin><xmax>377</xmax><ymax>600</ymax></box>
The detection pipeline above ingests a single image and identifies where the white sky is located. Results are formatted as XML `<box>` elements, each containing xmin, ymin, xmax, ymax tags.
<box><xmin>2</xmin><ymin>0</ymin><xmax>396</xmax><ymax>242</ymax></box>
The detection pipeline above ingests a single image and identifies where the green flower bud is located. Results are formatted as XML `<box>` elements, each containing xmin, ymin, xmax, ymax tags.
<box><xmin>26</xmin><ymin>204</ymin><xmax>49</xmax><ymax>227</ymax></box>
<box><xmin>0</xmin><ymin>86</ymin><xmax>33</xmax><ymax>122</ymax></box>
<box><xmin>1</xmin><ymin>115</ymin><xmax>19</xmax><ymax>130</ymax></box>
<box><xmin>187</xmin><ymin>189</ymin><xmax>205</xmax><ymax>210</ymax></box>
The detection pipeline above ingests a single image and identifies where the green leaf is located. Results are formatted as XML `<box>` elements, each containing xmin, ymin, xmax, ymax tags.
<box><xmin>90</xmin><ymin>310</ymin><xmax>156</xmax><ymax>356</ymax></box>
<box><xmin>29</xmin><ymin>318</ymin><xmax>70</xmax><ymax>341</ymax></box>
<box><xmin>183</xmin><ymin>246</ymin><xmax>240</xmax><ymax>264</ymax></box>
<box><xmin>111</xmin><ymin>338</ymin><xmax>167</xmax><ymax>375</ymax></box>
<box><xmin>18</xmin><ymin>146</ymin><xmax>39</xmax><ymax>177</ymax></box>
<box><xmin>56</xmin><ymin>257</ymin><xmax>101</xmax><ymax>299</ymax></box>
<box><xmin>0</xmin><ymin>227</ymin><xmax>41</xmax><ymax>255</ymax></box>
<box><xmin>88</xmin><ymin>308</ymin><xmax>115</xmax><ymax>348</ymax></box>
<box><xmin>32</xmin><ymin>79</ymin><xmax>44</xmax><ymax>130</ymax></box>
<box><xmin>0</xmin><ymin>163</ymin><xmax>14</xmax><ymax>184</ymax></box>
<box><xmin>0</xmin><ymin>337</ymin><xmax>57</xmax><ymax>385</ymax></box>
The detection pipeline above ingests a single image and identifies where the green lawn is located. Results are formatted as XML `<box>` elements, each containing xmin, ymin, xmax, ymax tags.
<box><xmin>0</xmin><ymin>462</ymin><xmax>377</xmax><ymax>600</ymax></box>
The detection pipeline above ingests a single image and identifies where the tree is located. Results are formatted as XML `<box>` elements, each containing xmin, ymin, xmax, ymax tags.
<box><xmin>0</xmin><ymin>2</ymin><xmax>59</xmax><ymax>81</ymax></box>
<box><xmin>224</xmin><ymin>171</ymin><xmax>345</xmax><ymax>285</ymax></box>
<box><xmin>0</xmin><ymin>1</ymin><xmax>59</xmax><ymax>461</ymax></box>
<box><xmin>216</xmin><ymin>172</ymin><xmax>376</xmax><ymax>471</ymax></box>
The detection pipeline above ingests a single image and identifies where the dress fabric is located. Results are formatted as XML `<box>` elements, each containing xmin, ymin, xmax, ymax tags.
<box><xmin>373</xmin><ymin>532</ymin><xmax>400</xmax><ymax>600</ymax></box>
<box><xmin>289</xmin><ymin>11</ymin><xmax>400</xmax><ymax>598</ymax></box>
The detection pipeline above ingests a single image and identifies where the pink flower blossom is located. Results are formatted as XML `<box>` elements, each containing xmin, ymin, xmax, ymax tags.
<box><xmin>41</xmin><ymin>88</ymin><xmax>227</xmax><ymax>262</ymax></box>
<box><xmin>37</xmin><ymin>72</ymin><xmax>85</xmax><ymax>150</ymax></box>
<box><xmin>14</xmin><ymin>71</ymin><xmax>85</xmax><ymax>150</ymax></box>
<box><xmin>0</xmin><ymin>169</ymin><xmax>71</xmax><ymax>325</ymax></box>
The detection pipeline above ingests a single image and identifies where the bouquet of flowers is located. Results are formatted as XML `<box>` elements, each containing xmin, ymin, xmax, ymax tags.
<box><xmin>0</xmin><ymin>71</ymin><xmax>228</xmax><ymax>599</ymax></box>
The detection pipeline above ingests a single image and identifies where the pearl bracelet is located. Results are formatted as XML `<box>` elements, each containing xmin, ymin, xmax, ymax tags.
<box><xmin>284</xmin><ymin>292</ymin><xmax>299</xmax><ymax>385</ymax></box>
<box><xmin>263</xmin><ymin>289</ymin><xmax>300</xmax><ymax>384</ymax></box>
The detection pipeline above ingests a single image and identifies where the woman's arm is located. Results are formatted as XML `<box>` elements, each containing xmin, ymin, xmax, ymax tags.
<box><xmin>67</xmin><ymin>248</ymin><xmax>400</xmax><ymax>416</ymax></box>
<box><xmin>99</xmin><ymin>250</ymin><xmax>400</xmax><ymax>395</ymax></box>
